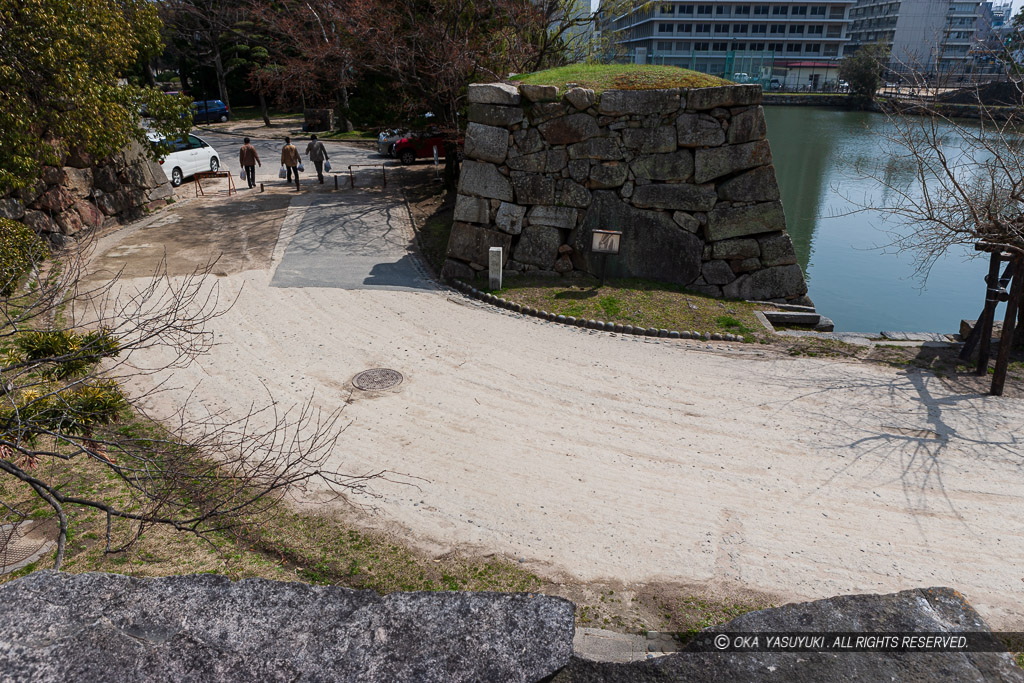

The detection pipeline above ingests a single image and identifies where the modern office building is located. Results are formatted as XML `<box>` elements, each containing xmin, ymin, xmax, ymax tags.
<box><xmin>601</xmin><ymin>0</ymin><xmax>856</xmax><ymax>84</ymax></box>
<box><xmin>845</xmin><ymin>0</ymin><xmax>984</xmax><ymax>74</ymax></box>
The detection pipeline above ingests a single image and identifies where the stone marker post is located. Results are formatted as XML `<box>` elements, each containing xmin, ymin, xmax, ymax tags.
<box><xmin>489</xmin><ymin>247</ymin><xmax>502</xmax><ymax>290</ymax></box>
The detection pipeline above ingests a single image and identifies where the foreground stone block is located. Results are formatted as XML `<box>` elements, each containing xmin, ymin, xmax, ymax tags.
<box><xmin>464</xmin><ymin>123</ymin><xmax>510</xmax><ymax>164</ymax></box>
<box><xmin>694</xmin><ymin>140</ymin><xmax>772</xmax><ymax>183</ymax></box>
<box><xmin>629</xmin><ymin>150</ymin><xmax>694</xmax><ymax>182</ymax></box>
<box><xmin>458</xmin><ymin>161</ymin><xmax>513</xmax><ymax>202</ymax></box>
<box><xmin>519</xmin><ymin>83</ymin><xmax>559</xmax><ymax>103</ymax></box>
<box><xmin>0</xmin><ymin>571</ymin><xmax>574</xmax><ymax>683</ymax></box>
<box><xmin>453</xmin><ymin>195</ymin><xmax>490</xmax><ymax>224</ymax></box>
<box><xmin>538</xmin><ymin>113</ymin><xmax>601</xmax><ymax>146</ymax></box>
<box><xmin>706</xmin><ymin>201</ymin><xmax>786</xmax><ymax>241</ymax></box>
<box><xmin>630</xmin><ymin>183</ymin><xmax>717</xmax><ymax>212</ymax></box>
<box><xmin>685</xmin><ymin>84</ymin><xmax>761</xmax><ymax>110</ymax></box>
<box><xmin>557</xmin><ymin>588</ymin><xmax>1021</xmax><ymax>682</ymax></box>
<box><xmin>514</xmin><ymin>224</ymin><xmax>563</xmax><ymax>268</ymax></box>
<box><xmin>467</xmin><ymin>104</ymin><xmax>524</xmax><ymax>128</ymax></box>
<box><xmin>468</xmin><ymin>82</ymin><xmax>520</xmax><ymax>105</ymax></box>
<box><xmin>598</xmin><ymin>89</ymin><xmax>680</xmax><ymax>116</ymax></box>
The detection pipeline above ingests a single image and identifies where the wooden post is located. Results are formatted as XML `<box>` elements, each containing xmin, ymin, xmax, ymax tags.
<box><xmin>991</xmin><ymin>255</ymin><xmax>1023</xmax><ymax>396</ymax></box>
<box><xmin>974</xmin><ymin>251</ymin><xmax>1002</xmax><ymax>375</ymax></box>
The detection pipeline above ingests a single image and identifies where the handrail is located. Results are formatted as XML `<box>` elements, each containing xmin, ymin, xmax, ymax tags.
<box><xmin>346</xmin><ymin>163</ymin><xmax>387</xmax><ymax>189</ymax></box>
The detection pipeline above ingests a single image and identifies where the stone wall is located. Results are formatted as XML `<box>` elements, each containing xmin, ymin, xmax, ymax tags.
<box><xmin>0</xmin><ymin>141</ymin><xmax>175</xmax><ymax>248</ymax></box>
<box><xmin>443</xmin><ymin>82</ymin><xmax>809</xmax><ymax>304</ymax></box>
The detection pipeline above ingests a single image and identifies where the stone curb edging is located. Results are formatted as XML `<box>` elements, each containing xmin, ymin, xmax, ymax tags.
<box><xmin>452</xmin><ymin>280</ymin><xmax>745</xmax><ymax>343</ymax></box>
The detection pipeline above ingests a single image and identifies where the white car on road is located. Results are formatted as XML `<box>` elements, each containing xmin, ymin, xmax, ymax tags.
<box><xmin>149</xmin><ymin>133</ymin><xmax>222</xmax><ymax>187</ymax></box>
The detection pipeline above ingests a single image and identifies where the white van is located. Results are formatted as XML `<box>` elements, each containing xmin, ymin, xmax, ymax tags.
<box><xmin>149</xmin><ymin>134</ymin><xmax>222</xmax><ymax>187</ymax></box>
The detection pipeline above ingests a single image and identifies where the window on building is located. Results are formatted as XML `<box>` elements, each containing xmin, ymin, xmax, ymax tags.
<box><xmin>770</xmin><ymin>24</ymin><xmax>786</xmax><ymax>33</ymax></box>
<box><xmin>678</xmin><ymin>41</ymin><xmax>692</xmax><ymax>50</ymax></box>
<box><xmin>659</xmin><ymin>4</ymin><xmax>675</xmax><ymax>13</ymax></box>
<box><xmin>696</xmin><ymin>23</ymin><xmax>711</xmax><ymax>32</ymax></box>
<box><xmin>824</xmin><ymin>44</ymin><xmax>838</xmax><ymax>55</ymax></box>
<box><xmin>714</xmin><ymin>23</ymin><xmax>728</xmax><ymax>32</ymax></box>
<box><xmin>829</xmin><ymin>6</ymin><xmax>845</xmax><ymax>18</ymax></box>
<box><xmin>680</xmin><ymin>5</ymin><xmax>694</xmax><ymax>14</ymax></box>
<box><xmin>810</xmin><ymin>5</ymin><xmax>826</xmax><ymax>14</ymax></box>
<box><xmin>768</xmin><ymin>42</ymin><xmax>784</xmax><ymax>50</ymax></box>
<box><xmin>786</xmin><ymin>43</ymin><xmax>801</xmax><ymax>51</ymax></box>
<box><xmin>695</xmin><ymin>41</ymin><xmax>710</xmax><ymax>50</ymax></box>
<box><xmin>807</xmin><ymin>24</ymin><xmax>822</xmax><ymax>34</ymax></box>
<box><xmin>735</xmin><ymin>5</ymin><xmax>751</xmax><ymax>14</ymax></box>
<box><xmin>679</xmin><ymin>23</ymin><xmax>693</xmax><ymax>32</ymax></box>
<box><xmin>697</xmin><ymin>5</ymin><xmax>712</xmax><ymax>14</ymax></box>
<box><xmin>713</xmin><ymin>41</ymin><xmax>729</xmax><ymax>50</ymax></box>
<box><xmin>772</xmin><ymin>6</ymin><xmax>788</xmax><ymax>14</ymax></box>
<box><xmin>659</xmin><ymin>23</ymin><xmax>674</xmax><ymax>32</ymax></box>
<box><xmin>658</xmin><ymin>41</ymin><xmax>672</xmax><ymax>51</ymax></box>
<box><xmin>792</xmin><ymin>6</ymin><xmax>808</xmax><ymax>14</ymax></box>
<box><xmin>733</xmin><ymin>23</ymin><xmax>749</xmax><ymax>33</ymax></box>
<box><xmin>751</xmin><ymin>42</ymin><xmax>766</xmax><ymax>50</ymax></box>
<box><xmin>826</xmin><ymin>26</ymin><xmax>842</xmax><ymax>37</ymax></box>
<box><xmin>753</xmin><ymin>5</ymin><xmax>769</xmax><ymax>14</ymax></box>
<box><xmin>716</xmin><ymin>5</ymin><xmax>731</xmax><ymax>14</ymax></box>
<box><xmin>752</xmin><ymin>23</ymin><xmax>767</xmax><ymax>33</ymax></box>
<box><xmin>805</xmin><ymin>43</ymin><xmax>821</xmax><ymax>52</ymax></box>
<box><xmin>789</xmin><ymin>24</ymin><xmax>805</xmax><ymax>33</ymax></box>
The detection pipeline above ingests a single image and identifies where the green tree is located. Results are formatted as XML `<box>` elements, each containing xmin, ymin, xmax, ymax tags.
<box><xmin>0</xmin><ymin>0</ymin><xmax>192</xmax><ymax>194</ymax></box>
<box><xmin>839</xmin><ymin>44</ymin><xmax>889</xmax><ymax>108</ymax></box>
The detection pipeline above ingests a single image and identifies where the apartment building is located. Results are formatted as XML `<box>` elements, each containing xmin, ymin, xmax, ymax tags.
<box><xmin>603</xmin><ymin>0</ymin><xmax>855</xmax><ymax>78</ymax></box>
<box><xmin>845</xmin><ymin>0</ymin><xmax>983</xmax><ymax>73</ymax></box>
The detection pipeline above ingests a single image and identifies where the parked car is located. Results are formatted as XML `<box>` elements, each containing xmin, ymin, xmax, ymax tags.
<box><xmin>732</xmin><ymin>72</ymin><xmax>750</xmax><ymax>83</ymax></box>
<box><xmin>149</xmin><ymin>133</ymin><xmax>221</xmax><ymax>187</ymax></box>
<box><xmin>393</xmin><ymin>130</ymin><xmax>461</xmax><ymax>165</ymax></box>
<box><xmin>377</xmin><ymin>128</ymin><xmax>406</xmax><ymax>157</ymax></box>
<box><xmin>192</xmin><ymin>100</ymin><xmax>230</xmax><ymax>124</ymax></box>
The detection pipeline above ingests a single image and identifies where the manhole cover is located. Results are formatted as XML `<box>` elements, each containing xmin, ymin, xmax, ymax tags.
<box><xmin>352</xmin><ymin>368</ymin><xmax>404</xmax><ymax>391</ymax></box>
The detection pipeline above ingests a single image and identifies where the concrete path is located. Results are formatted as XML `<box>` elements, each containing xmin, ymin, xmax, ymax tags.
<box><xmin>92</xmin><ymin>181</ymin><xmax>1024</xmax><ymax>631</ymax></box>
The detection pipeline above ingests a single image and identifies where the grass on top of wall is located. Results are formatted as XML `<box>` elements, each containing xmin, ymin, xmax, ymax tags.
<box><xmin>511</xmin><ymin>64</ymin><xmax>730</xmax><ymax>94</ymax></box>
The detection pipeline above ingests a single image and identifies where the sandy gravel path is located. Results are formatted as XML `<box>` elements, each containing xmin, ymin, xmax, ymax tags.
<box><xmin>92</xmin><ymin>187</ymin><xmax>1024</xmax><ymax>629</ymax></box>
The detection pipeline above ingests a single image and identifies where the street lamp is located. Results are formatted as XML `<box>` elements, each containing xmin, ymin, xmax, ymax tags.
<box><xmin>193</xmin><ymin>31</ymin><xmax>209</xmax><ymax>125</ymax></box>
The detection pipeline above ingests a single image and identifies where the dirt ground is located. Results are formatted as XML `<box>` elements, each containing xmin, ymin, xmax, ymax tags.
<box><xmin>83</xmin><ymin>158</ymin><xmax>1024</xmax><ymax>632</ymax></box>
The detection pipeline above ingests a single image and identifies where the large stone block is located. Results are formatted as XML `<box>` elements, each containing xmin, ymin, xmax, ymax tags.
<box><xmin>93</xmin><ymin>166</ymin><xmax>121</xmax><ymax>193</ymax></box>
<box><xmin>741</xmin><ymin>263</ymin><xmax>808</xmax><ymax>299</ymax></box>
<box><xmin>538</xmin><ymin>113</ymin><xmax>601</xmax><ymax>145</ymax></box>
<box><xmin>62</xmin><ymin>167</ymin><xmax>94</xmax><ymax>198</ymax></box>
<box><xmin>567</xmin><ymin>138</ymin><xmax>622</xmax><ymax>161</ymax></box>
<box><xmin>495</xmin><ymin>202</ymin><xmax>527</xmax><ymax>235</ymax></box>
<box><xmin>676</xmin><ymin>113</ymin><xmax>726</xmax><ymax>148</ymax></box>
<box><xmin>467</xmin><ymin>103</ymin><xmax>524</xmax><ymax>128</ymax></box>
<box><xmin>464</xmin><ymin>123</ymin><xmax>509</xmax><ymax>164</ymax></box>
<box><xmin>685</xmin><ymin>84</ymin><xmax>761</xmax><ymax>110</ymax></box>
<box><xmin>702</xmin><ymin>259</ymin><xmax>736</xmax><ymax>285</ymax></box>
<box><xmin>694</xmin><ymin>140</ymin><xmax>772</xmax><ymax>183</ymax></box>
<box><xmin>145</xmin><ymin>183</ymin><xmax>174</xmax><ymax>203</ymax></box>
<box><xmin>568</xmin><ymin>159</ymin><xmax>590</xmax><ymax>183</ymax></box>
<box><xmin>519</xmin><ymin>83</ymin><xmax>558</xmax><ymax>103</ymax></box>
<box><xmin>712</xmin><ymin>237</ymin><xmax>760</xmax><ymax>260</ymax></box>
<box><xmin>630</xmin><ymin>183</ymin><xmax>717</xmax><ymax>212</ymax></box>
<box><xmin>512</xmin><ymin>174</ymin><xmax>555</xmax><ymax>205</ymax></box>
<box><xmin>74</xmin><ymin>199</ymin><xmax>104</xmax><ymax>229</ymax></box>
<box><xmin>527</xmin><ymin>206</ymin><xmax>577</xmax><ymax>229</ymax></box>
<box><xmin>758</xmin><ymin>232</ymin><xmax>799</xmax><ymax>266</ymax></box>
<box><xmin>55</xmin><ymin>209</ymin><xmax>83</xmax><ymax>236</ymax></box>
<box><xmin>588</xmin><ymin>162</ymin><xmax>628</xmax><ymax>189</ymax></box>
<box><xmin>716</xmin><ymin>165</ymin><xmax>780</xmax><ymax>202</ymax></box>
<box><xmin>706</xmin><ymin>201</ymin><xmax>786</xmax><ymax>241</ymax></box>
<box><xmin>447</xmin><ymin>222</ymin><xmax>513</xmax><ymax>265</ymax></box>
<box><xmin>556</xmin><ymin>180</ymin><xmax>591</xmax><ymax>208</ymax></box>
<box><xmin>514</xmin><ymin>224</ymin><xmax>563</xmax><ymax>268</ymax></box>
<box><xmin>563</xmin><ymin>87</ymin><xmax>595</xmax><ymax>110</ymax></box>
<box><xmin>629</xmin><ymin>150</ymin><xmax>694</xmax><ymax>182</ymax></box>
<box><xmin>0</xmin><ymin>571</ymin><xmax>574</xmax><ymax>683</ymax></box>
<box><xmin>93</xmin><ymin>189</ymin><xmax>127</xmax><ymax>216</ymax></box>
<box><xmin>621</xmin><ymin>126</ymin><xmax>677</xmax><ymax>154</ymax></box>
<box><xmin>454</xmin><ymin>194</ymin><xmax>490</xmax><ymax>224</ymax></box>
<box><xmin>441</xmin><ymin>258</ymin><xmax>476</xmax><ymax>282</ymax></box>
<box><xmin>508</xmin><ymin>150</ymin><xmax>567</xmax><ymax>174</ymax></box>
<box><xmin>572</xmin><ymin>191</ymin><xmax>702</xmax><ymax>285</ymax></box>
<box><xmin>35</xmin><ymin>186</ymin><xmax>74</xmax><ymax>213</ymax></box>
<box><xmin>513</xmin><ymin>128</ymin><xmax>545</xmax><ymax>155</ymax></box>
<box><xmin>727</xmin><ymin>106</ymin><xmax>768</xmax><ymax>144</ymax></box>
<box><xmin>457</xmin><ymin>161</ymin><xmax>513</xmax><ymax>201</ymax></box>
<box><xmin>22</xmin><ymin>210</ymin><xmax>57</xmax><ymax>233</ymax></box>
<box><xmin>467</xmin><ymin>82</ymin><xmax>520</xmax><ymax>105</ymax></box>
<box><xmin>0</xmin><ymin>197</ymin><xmax>25</xmax><ymax>220</ymax></box>
<box><xmin>526</xmin><ymin>102</ymin><xmax>569</xmax><ymax>124</ymax></box>
<box><xmin>598</xmin><ymin>89</ymin><xmax>680</xmax><ymax>115</ymax></box>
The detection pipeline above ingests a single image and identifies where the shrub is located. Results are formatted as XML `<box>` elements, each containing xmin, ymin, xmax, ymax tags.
<box><xmin>0</xmin><ymin>218</ymin><xmax>46</xmax><ymax>296</ymax></box>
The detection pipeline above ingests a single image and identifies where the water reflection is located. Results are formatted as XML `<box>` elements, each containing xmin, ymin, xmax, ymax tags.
<box><xmin>764</xmin><ymin>106</ymin><xmax>994</xmax><ymax>333</ymax></box>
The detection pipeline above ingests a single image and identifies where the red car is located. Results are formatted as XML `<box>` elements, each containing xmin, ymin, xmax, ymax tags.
<box><xmin>394</xmin><ymin>130</ymin><xmax>462</xmax><ymax>164</ymax></box>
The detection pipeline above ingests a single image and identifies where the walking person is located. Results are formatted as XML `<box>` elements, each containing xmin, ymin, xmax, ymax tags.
<box><xmin>239</xmin><ymin>137</ymin><xmax>261</xmax><ymax>189</ymax></box>
<box><xmin>281</xmin><ymin>136</ymin><xmax>301</xmax><ymax>191</ymax></box>
<box><xmin>305</xmin><ymin>134</ymin><xmax>329</xmax><ymax>184</ymax></box>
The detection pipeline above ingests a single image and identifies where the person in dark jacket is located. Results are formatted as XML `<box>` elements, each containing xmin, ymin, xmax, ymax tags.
<box><xmin>305</xmin><ymin>135</ymin><xmax>329</xmax><ymax>184</ymax></box>
<box><xmin>239</xmin><ymin>138</ymin><xmax>261</xmax><ymax>189</ymax></box>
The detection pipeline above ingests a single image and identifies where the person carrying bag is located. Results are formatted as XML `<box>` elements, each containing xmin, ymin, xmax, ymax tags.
<box><xmin>238</xmin><ymin>137</ymin><xmax>261</xmax><ymax>189</ymax></box>
<box><xmin>280</xmin><ymin>136</ymin><xmax>301</xmax><ymax>191</ymax></box>
<box><xmin>305</xmin><ymin>134</ymin><xmax>330</xmax><ymax>184</ymax></box>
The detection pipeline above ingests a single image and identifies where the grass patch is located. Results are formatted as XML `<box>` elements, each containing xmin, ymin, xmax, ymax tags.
<box><xmin>320</xmin><ymin>129</ymin><xmax>379</xmax><ymax>141</ymax></box>
<box><xmin>512</xmin><ymin>64</ymin><xmax>729</xmax><ymax>94</ymax></box>
<box><xmin>495</xmin><ymin>275</ymin><xmax>766</xmax><ymax>340</ymax></box>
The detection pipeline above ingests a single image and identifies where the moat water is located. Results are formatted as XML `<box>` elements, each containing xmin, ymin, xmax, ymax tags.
<box><xmin>765</xmin><ymin>106</ymin><xmax>996</xmax><ymax>334</ymax></box>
